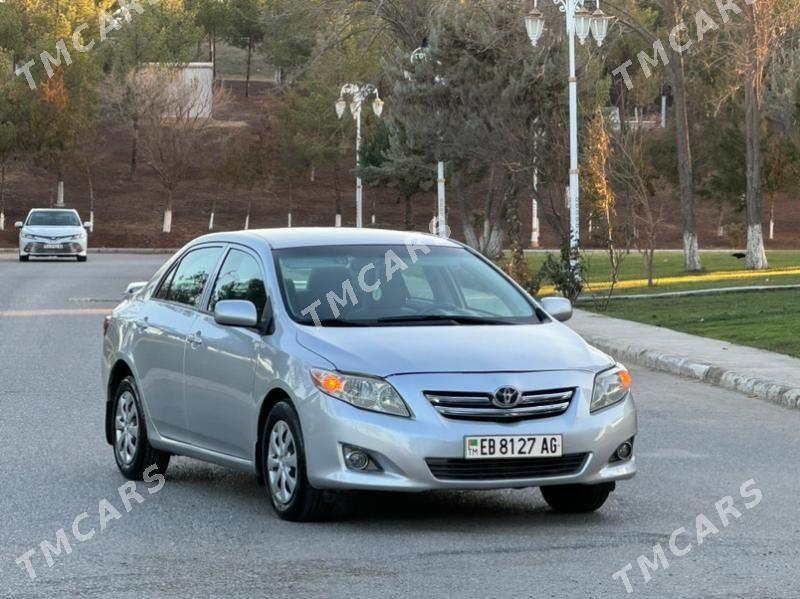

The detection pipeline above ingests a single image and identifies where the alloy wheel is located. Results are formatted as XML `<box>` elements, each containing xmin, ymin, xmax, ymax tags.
<box><xmin>267</xmin><ymin>421</ymin><xmax>298</xmax><ymax>505</ymax></box>
<box><xmin>115</xmin><ymin>391</ymin><xmax>140</xmax><ymax>465</ymax></box>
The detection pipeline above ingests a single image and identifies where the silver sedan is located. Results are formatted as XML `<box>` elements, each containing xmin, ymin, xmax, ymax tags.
<box><xmin>102</xmin><ymin>228</ymin><xmax>636</xmax><ymax>521</ymax></box>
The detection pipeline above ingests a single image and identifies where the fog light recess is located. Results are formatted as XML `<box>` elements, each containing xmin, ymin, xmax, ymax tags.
<box><xmin>342</xmin><ymin>445</ymin><xmax>381</xmax><ymax>472</ymax></box>
<box><xmin>612</xmin><ymin>439</ymin><xmax>634</xmax><ymax>462</ymax></box>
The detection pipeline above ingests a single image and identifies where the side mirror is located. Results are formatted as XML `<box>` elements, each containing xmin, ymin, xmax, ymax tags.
<box><xmin>83</xmin><ymin>222</ymin><xmax>93</xmax><ymax>232</ymax></box>
<box><xmin>125</xmin><ymin>281</ymin><xmax>148</xmax><ymax>297</ymax></box>
<box><xmin>14</xmin><ymin>221</ymin><xmax>23</xmax><ymax>229</ymax></box>
<box><xmin>541</xmin><ymin>297</ymin><xmax>573</xmax><ymax>322</ymax></box>
<box><xmin>214</xmin><ymin>300</ymin><xmax>259</xmax><ymax>328</ymax></box>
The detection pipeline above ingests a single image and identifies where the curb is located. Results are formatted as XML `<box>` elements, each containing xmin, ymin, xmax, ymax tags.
<box><xmin>581</xmin><ymin>335</ymin><xmax>800</xmax><ymax>411</ymax></box>
<box><xmin>576</xmin><ymin>284</ymin><xmax>800</xmax><ymax>301</ymax></box>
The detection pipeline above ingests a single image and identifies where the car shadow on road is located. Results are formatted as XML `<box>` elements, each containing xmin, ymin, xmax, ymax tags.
<box><xmin>161</xmin><ymin>459</ymin><xmax>620</xmax><ymax>530</ymax></box>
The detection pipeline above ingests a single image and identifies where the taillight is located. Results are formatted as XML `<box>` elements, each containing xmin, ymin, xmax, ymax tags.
<box><xmin>103</xmin><ymin>315</ymin><xmax>112</xmax><ymax>336</ymax></box>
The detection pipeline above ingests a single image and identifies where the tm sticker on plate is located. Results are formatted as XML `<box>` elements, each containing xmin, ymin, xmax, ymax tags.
<box><xmin>465</xmin><ymin>435</ymin><xmax>563</xmax><ymax>459</ymax></box>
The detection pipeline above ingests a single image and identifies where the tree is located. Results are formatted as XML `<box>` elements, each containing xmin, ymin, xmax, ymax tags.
<box><xmin>187</xmin><ymin>0</ymin><xmax>231</xmax><ymax>80</ymax></box>
<box><xmin>360</xmin><ymin>119</ymin><xmax>434</xmax><ymax>230</ymax></box>
<box><xmin>610</xmin><ymin>126</ymin><xmax>666</xmax><ymax>287</ymax></box>
<box><xmin>138</xmin><ymin>68</ymin><xmax>229</xmax><ymax>232</ymax></box>
<box><xmin>387</xmin><ymin>1</ymin><xmax>603</xmax><ymax>258</ymax></box>
<box><xmin>717</xmin><ymin>0</ymin><xmax>800</xmax><ymax>269</ymax></box>
<box><xmin>102</xmin><ymin>0</ymin><xmax>203</xmax><ymax>179</ymax></box>
<box><xmin>583</xmin><ymin>110</ymin><xmax>630</xmax><ymax>299</ymax></box>
<box><xmin>226</xmin><ymin>0</ymin><xmax>266</xmax><ymax>97</ymax></box>
<box><xmin>607</xmin><ymin>0</ymin><xmax>703</xmax><ymax>272</ymax></box>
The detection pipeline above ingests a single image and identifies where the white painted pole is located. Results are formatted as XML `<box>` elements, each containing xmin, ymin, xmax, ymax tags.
<box><xmin>531</xmin><ymin>198</ymin><xmax>540</xmax><ymax>248</ymax></box>
<box><xmin>567</xmin><ymin>2</ymin><xmax>580</xmax><ymax>262</ymax></box>
<box><xmin>335</xmin><ymin>213</ymin><xmax>342</xmax><ymax>227</ymax></box>
<box><xmin>288</xmin><ymin>212</ymin><xmax>292</xmax><ymax>228</ymax></box>
<box><xmin>437</xmin><ymin>161</ymin><xmax>446</xmax><ymax>237</ymax></box>
<box><xmin>355</xmin><ymin>108</ymin><xmax>363</xmax><ymax>229</ymax></box>
<box><xmin>56</xmin><ymin>180</ymin><xmax>65</xmax><ymax>207</ymax></box>
<box><xmin>661</xmin><ymin>95</ymin><xmax>667</xmax><ymax>128</ymax></box>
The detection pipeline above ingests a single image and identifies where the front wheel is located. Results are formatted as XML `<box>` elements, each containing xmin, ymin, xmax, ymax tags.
<box><xmin>19</xmin><ymin>255</ymin><xmax>28</xmax><ymax>262</ymax></box>
<box><xmin>262</xmin><ymin>401</ymin><xmax>328</xmax><ymax>521</ymax></box>
<box><xmin>112</xmin><ymin>376</ymin><xmax>170</xmax><ymax>480</ymax></box>
<box><xmin>77</xmin><ymin>255</ymin><xmax>87</xmax><ymax>262</ymax></box>
<box><xmin>541</xmin><ymin>482</ymin><xmax>614</xmax><ymax>513</ymax></box>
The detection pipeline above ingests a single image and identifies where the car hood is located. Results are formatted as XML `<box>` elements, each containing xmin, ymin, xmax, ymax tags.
<box><xmin>22</xmin><ymin>226</ymin><xmax>82</xmax><ymax>238</ymax></box>
<box><xmin>295</xmin><ymin>321</ymin><xmax>613</xmax><ymax>377</ymax></box>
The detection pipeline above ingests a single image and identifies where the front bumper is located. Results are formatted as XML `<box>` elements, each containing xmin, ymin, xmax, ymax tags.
<box><xmin>300</xmin><ymin>370</ymin><xmax>637</xmax><ymax>492</ymax></box>
<box><xmin>20</xmin><ymin>240</ymin><xmax>87</xmax><ymax>257</ymax></box>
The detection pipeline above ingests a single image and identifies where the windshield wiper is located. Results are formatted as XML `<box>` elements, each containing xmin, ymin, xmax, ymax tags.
<box><xmin>300</xmin><ymin>318</ymin><xmax>371</xmax><ymax>327</ymax></box>
<box><xmin>375</xmin><ymin>315</ymin><xmax>516</xmax><ymax>326</ymax></box>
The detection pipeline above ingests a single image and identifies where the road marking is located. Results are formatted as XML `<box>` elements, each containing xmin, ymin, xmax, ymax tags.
<box><xmin>0</xmin><ymin>308</ymin><xmax>110</xmax><ymax>318</ymax></box>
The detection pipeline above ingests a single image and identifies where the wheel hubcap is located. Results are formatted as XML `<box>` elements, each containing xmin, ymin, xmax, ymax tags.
<box><xmin>115</xmin><ymin>391</ymin><xmax>140</xmax><ymax>466</ymax></box>
<box><xmin>267</xmin><ymin>421</ymin><xmax>298</xmax><ymax>506</ymax></box>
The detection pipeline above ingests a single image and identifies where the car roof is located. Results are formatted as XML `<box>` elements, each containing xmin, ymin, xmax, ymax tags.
<box><xmin>192</xmin><ymin>227</ymin><xmax>462</xmax><ymax>250</ymax></box>
<box><xmin>28</xmin><ymin>208</ymin><xmax>79</xmax><ymax>213</ymax></box>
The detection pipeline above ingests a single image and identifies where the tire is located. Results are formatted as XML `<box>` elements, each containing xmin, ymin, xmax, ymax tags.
<box><xmin>262</xmin><ymin>401</ymin><xmax>328</xmax><ymax>522</ymax></box>
<box><xmin>112</xmin><ymin>376</ymin><xmax>170</xmax><ymax>480</ymax></box>
<box><xmin>541</xmin><ymin>482</ymin><xmax>615</xmax><ymax>514</ymax></box>
<box><xmin>77</xmin><ymin>255</ymin><xmax>87</xmax><ymax>262</ymax></box>
<box><xmin>19</xmin><ymin>255</ymin><xmax>28</xmax><ymax>262</ymax></box>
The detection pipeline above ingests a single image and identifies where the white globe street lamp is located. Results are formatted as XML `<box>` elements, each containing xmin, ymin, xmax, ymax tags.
<box><xmin>524</xmin><ymin>0</ymin><xmax>614</xmax><ymax>261</ymax></box>
<box><xmin>335</xmin><ymin>83</ymin><xmax>384</xmax><ymax>228</ymax></box>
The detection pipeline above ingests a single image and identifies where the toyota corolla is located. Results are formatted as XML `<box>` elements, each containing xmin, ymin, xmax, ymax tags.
<box><xmin>102</xmin><ymin>228</ymin><xmax>636</xmax><ymax>521</ymax></box>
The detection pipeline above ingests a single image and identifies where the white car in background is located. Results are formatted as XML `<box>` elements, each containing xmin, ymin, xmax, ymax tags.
<box><xmin>16</xmin><ymin>209</ymin><xmax>91</xmax><ymax>262</ymax></box>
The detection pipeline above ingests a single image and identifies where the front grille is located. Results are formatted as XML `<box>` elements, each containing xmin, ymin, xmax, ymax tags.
<box><xmin>424</xmin><ymin>388</ymin><xmax>574</xmax><ymax>421</ymax></box>
<box><xmin>426</xmin><ymin>453</ymin><xmax>589</xmax><ymax>481</ymax></box>
<box><xmin>28</xmin><ymin>242</ymin><xmax>75</xmax><ymax>254</ymax></box>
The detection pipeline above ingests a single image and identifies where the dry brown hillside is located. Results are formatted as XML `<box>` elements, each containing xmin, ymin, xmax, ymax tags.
<box><xmin>2</xmin><ymin>81</ymin><xmax>798</xmax><ymax>250</ymax></box>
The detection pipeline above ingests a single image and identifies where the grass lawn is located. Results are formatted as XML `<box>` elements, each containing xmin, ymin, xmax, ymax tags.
<box><xmin>528</xmin><ymin>250</ymin><xmax>800</xmax><ymax>296</ymax></box>
<box><xmin>583</xmin><ymin>289</ymin><xmax>800</xmax><ymax>358</ymax></box>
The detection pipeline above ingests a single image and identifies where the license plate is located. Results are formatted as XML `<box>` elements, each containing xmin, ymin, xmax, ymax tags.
<box><xmin>465</xmin><ymin>435</ymin><xmax>563</xmax><ymax>459</ymax></box>
<box><xmin>43</xmin><ymin>243</ymin><xmax>62</xmax><ymax>249</ymax></box>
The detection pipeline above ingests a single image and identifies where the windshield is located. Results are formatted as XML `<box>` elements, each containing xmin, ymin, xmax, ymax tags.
<box><xmin>274</xmin><ymin>245</ymin><xmax>540</xmax><ymax>327</ymax></box>
<box><xmin>26</xmin><ymin>211</ymin><xmax>81</xmax><ymax>227</ymax></box>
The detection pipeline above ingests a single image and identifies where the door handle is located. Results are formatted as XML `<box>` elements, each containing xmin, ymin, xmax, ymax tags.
<box><xmin>188</xmin><ymin>332</ymin><xmax>203</xmax><ymax>348</ymax></box>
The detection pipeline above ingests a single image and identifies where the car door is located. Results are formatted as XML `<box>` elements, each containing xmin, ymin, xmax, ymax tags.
<box><xmin>132</xmin><ymin>245</ymin><xmax>224</xmax><ymax>443</ymax></box>
<box><xmin>183</xmin><ymin>246</ymin><xmax>268</xmax><ymax>459</ymax></box>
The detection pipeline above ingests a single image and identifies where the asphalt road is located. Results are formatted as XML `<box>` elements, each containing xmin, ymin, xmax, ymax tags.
<box><xmin>1</xmin><ymin>254</ymin><xmax>799</xmax><ymax>598</ymax></box>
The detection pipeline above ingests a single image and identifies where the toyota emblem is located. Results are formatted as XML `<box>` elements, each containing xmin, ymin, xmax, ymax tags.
<box><xmin>493</xmin><ymin>386</ymin><xmax>521</xmax><ymax>408</ymax></box>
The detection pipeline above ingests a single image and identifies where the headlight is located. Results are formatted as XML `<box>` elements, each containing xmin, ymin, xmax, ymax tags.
<box><xmin>68</xmin><ymin>234</ymin><xmax>83</xmax><ymax>241</ymax></box>
<box><xmin>311</xmin><ymin>368</ymin><xmax>411</xmax><ymax>417</ymax></box>
<box><xmin>590</xmin><ymin>365</ymin><xmax>632</xmax><ymax>413</ymax></box>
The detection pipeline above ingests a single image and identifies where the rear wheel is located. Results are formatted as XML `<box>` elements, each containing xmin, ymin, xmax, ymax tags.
<box><xmin>19</xmin><ymin>255</ymin><xmax>28</xmax><ymax>262</ymax></box>
<box><xmin>112</xmin><ymin>377</ymin><xmax>170</xmax><ymax>480</ymax></box>
<box><xmin>77</xmin><ymin>255</ymin><xmax>87</xmax><ymax>262</ymax></box>
<box><xmin>262</xmin><ymin>401</ymin><xmax>328</xmax><ymax>521</ymax></box>
<box><xmin>541</xmin><ymin>482</ymin><xmax>614</xmax><ymax>513</ymax></box>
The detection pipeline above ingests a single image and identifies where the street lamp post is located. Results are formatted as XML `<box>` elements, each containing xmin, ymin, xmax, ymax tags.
<box><xmin>336</xmin><ymin>83</ymin><xmax>384</xmax><ymax>228</ymax></box>
<box><xmin>524</xmin><ymin>0</ymin><xmax>613</xmax><ymax>258</ymax></box>
<box><xmin>411</xmin><ymin>44</ymin><xmax>448</xmax><ymax>238</ymax></box>
<box><xmin>410</xmin><ymin>42</ymin><xmax>447</xmax><ymax>238</ymax></box>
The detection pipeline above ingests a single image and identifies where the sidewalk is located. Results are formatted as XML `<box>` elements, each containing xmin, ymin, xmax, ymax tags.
<box><xmin>569</xmin><ymin>309</ymin><xmax>800</xmax><ymax>410</ymax></box>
